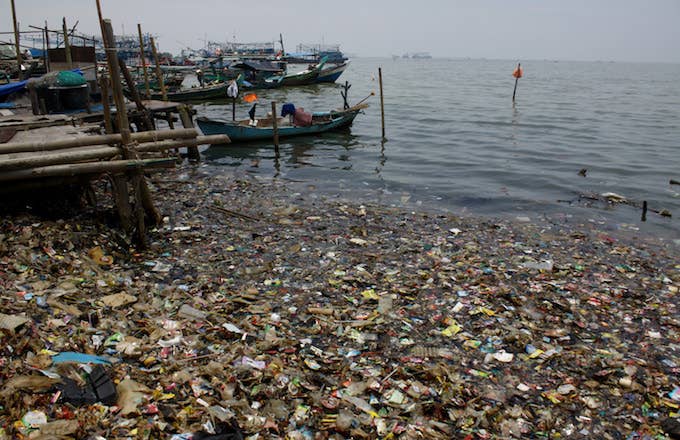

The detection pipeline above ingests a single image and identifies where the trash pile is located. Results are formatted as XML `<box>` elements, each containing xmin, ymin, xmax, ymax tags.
<box><xmin>1</xmin><ymin>167</ymin><xmax>679</xmax><ymax>439</ymax></box>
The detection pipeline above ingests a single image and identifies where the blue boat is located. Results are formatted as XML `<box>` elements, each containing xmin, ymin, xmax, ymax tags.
<box><xmin>196</xmin><ymin>103</ymin><xmax>367</xmax><ymax>143</ymax></box>
<box><xmin>315</xmin><ymin>62</ymin><xmax>349</xmax><ymax>83</ymax></box>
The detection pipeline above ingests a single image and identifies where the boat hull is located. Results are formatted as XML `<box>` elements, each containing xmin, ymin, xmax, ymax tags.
<box><xmin>197</xmin><ymin>108</ymin><xmax>363</xmax><ymax>142</ymax></box>
<box><xmin>142</xmin><ymin>83</ymin><xmax>228</xmax><ymax>102</ymax></box>
<box><xmin>315</xmin><ymin>63</ymin><xmax>348</xmax><ymax>83</ymax></box>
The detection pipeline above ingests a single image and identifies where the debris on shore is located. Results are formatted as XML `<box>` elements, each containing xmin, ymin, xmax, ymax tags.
<box><xmin>1</xmin><ymin>166</ymin><xmax>679</xmax><ymax>439</ymax></box>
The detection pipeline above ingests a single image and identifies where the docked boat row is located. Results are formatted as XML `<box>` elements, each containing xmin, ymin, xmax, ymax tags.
<box><xmin>2</xmin><ymin>27</ymin><xmax>366</xmax><ymax>146</ymax></box>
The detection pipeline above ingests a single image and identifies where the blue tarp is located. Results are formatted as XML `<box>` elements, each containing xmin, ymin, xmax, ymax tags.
<box><xmin>0</xmin><ymin>69</ymin><xmax>85</xmax><ymax>99</ymax></box>
<box><xmin>0</xmin><ymin>80</ymin><xmax>27</xmax><ymax>98</ymax></box>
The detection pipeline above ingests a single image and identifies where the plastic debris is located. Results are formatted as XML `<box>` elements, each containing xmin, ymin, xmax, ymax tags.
<box><xmin>0</xmin><ymin>168</ymin><xmax>678</xmax><ymax>438</ymax></box>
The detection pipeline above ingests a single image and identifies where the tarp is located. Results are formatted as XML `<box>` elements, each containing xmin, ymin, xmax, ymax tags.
<box><xmin>0</xmin><ymin>80</ymin><xmax>27</xmax><ymax>99</ymax></box>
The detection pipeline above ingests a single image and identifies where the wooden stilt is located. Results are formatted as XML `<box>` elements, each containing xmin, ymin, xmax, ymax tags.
<box><xmin>62</xmin><ymin>17</ymin><xmax>73</xmax><ymax>70</ymax></box>
<box><xmin>10</xmin><ymin>0</ymin><xmax>23</xmax><ymax>80</ymax></box>
<box><xmin>118</xmin><ymin>57</ymin><xmax>152</xmax><ymax>131</ymax></box>
<box><xmin>100</xmin><ymin>15</ymin><xmax>160</xmax><ymax>242</ymax></box>
<box><xmin>149</xmin><ymin>36</ymin><xmax>167</xmax><ymax>101</ymax></box>
<box><xmin>137</xmin><ymin>24</ymin><xmax>151</xmax><ymax>100</ymax></box>
<box><xmin>177</xmin><ymin>105</ymin><xmax>200</xmax><ymax>161</ymax></box>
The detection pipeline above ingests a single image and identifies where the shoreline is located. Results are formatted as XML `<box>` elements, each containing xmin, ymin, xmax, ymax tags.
<box><xmin>1</xmin><ymin>165</ymin><xmax>679</xmax><ymax>439</ymax></box>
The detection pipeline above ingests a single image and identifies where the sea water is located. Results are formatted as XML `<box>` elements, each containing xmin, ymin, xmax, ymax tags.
<box><xmin>197</xmin><ymin>58</ymin><xmax>680</xmax><ymax>240</ymax></box>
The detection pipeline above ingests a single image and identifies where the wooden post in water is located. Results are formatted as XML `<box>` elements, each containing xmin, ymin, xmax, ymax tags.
<box><xmin>512</xmin><ymin>62</ymin><xmax>522</xmax><ymax>103</ymax></box>
<box><xmin>137</xmin><ymin>24</ymin><xmax>151</xmax><ymax>100</ymax></box>
<box><xmin>641</xmin><ymin>201</ymin><xmax>648</xmax><ymax>222</ymax></box>
<box><xmin>378</xmin><ymin>67</ymin><xmax>386</xmax><ymax>140</ymax></box>
<box><xmin>177</xmin><ymin>105</ymin><xmax>200</xmax><ymax>161</ymax></box>
<box><xmin>149</xmin><ymin>36</ymin><xmax>168</xmax><ymax>101</ymax></box>
<box><xmin>62</xmin><ymin>17</ymin><xmax>73</xmax><ymax>69</ymax></box>
<box><xmin>271</xmin><ymin>101</ymin><xmax>280</xmax><ymax>154</ymax></box>
<box><xmin>10</xmin><ymin>0</ymin><xmax>23</xmax><ymax>80</ymax></box>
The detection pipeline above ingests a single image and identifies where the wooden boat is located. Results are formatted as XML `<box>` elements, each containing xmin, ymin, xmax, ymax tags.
<box><xmin>265</xmin><ymin>56</ymin><xmax>328</xmax><ymax>87</ymax></box>
<box><xmin>127</xmin><ymin>82</ymin><xmax>228</xmax><ymax>102</ymax></box>
<box><xmin>315</xmin><ymin>62</ymin><xmax>349</xmax><ymax>83</ymax></box>
<box><xmin>196</xmin><ymin>103</ymin><xmax>367</xmax><ymax>143</ymax></box>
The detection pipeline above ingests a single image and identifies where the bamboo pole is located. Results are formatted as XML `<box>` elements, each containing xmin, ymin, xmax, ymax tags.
<box><xmin>44</xmin><ymin>21</ymin><xmax>50</xmax><ymax>72</ymax></box>
<box><xmin>0</xmin><ymin>158</ymin><xmax>175</xmax><ymax>182</ymax></box>
<box><xmin>62</xmin><ymin>17</ymin><xmax>72</xmax><ymax>69</ymax></box>
<box><xmin>96</xmin><ymin>3</ymin><xmax>133</xmax><ymax>233</ymax></box>
<box><xmin>10</xmin><ymin>0</ymin><xmax>22</xmax><ymax>80</ymax></box>
<box><xmin>99</xmin><ymin>75</ymin><xmax>113</xmax><ymax>134</ymax></box>
<box><xmin>100</xmin><ymin>16</ymin><xmax>160</xmax><ymax>237</ymax></box>
<box><xmin>271</xmin><ymin>101</ymin><xmax>279</xmax><ymax>154</ymax></box>
<box><xmin>103</xmin><ymin>19</ymin><xmax>160</xmax><ymax>225</ymax></box>
<box><xmin>0</xmin><ymin>135</ymin><xmax>228</xmax><ymax>171</ymax></box>
<box><xmin>378</xmin><ymin>67</ymin><xmax>385</xmax><ymax>140</ymax></box>
<box><xmin>0</xmin><ymin>128</ymin><xmax>199</xmax><ymax>154</ymax></box>
<box><xmin>118</xmin><ymin>57</ymin><xmax>153</xmax><ymax>130</ymax></box>
<box><xmin>0</xmin><ymin>146</ymin><xmax>122</xmax><ymax>171</ymax></box>
<box><xmin>137</xmin><ymin>24</ymin><xmax>151</xmax><ymax>100</ymax></box>
<box><xmin>149</xmin><ymin>36</ymin><xmax>167</xmax><ymax>101</ymax></box>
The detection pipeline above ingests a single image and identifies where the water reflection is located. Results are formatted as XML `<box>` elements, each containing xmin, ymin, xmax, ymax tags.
<box><xmin>202</xmin><ymin>128</ymin><xmax>363</xmax><ymax>175</ymax></box>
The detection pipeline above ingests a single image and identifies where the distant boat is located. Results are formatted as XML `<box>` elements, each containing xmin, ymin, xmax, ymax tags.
<box><xmin>196</xmin><ymin>103</ymin><xmax>367</xmax><ymax>142</ymax></box>
<box><xmin>411</xmin><ymin>52</ymin><xmax>432</xmax><ymax>59</ymax></box>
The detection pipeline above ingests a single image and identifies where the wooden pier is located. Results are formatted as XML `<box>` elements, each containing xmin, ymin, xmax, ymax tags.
<box><xmin>0</xmin><ymin>8</ymin><xmax>230</xmax><ymax>247</ymax></box>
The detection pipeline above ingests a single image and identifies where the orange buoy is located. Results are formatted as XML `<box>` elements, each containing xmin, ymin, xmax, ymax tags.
<box><xmin>512</xmin><ymin>66</ymin><xmax>523</xmax><ymax>79</ymax></box>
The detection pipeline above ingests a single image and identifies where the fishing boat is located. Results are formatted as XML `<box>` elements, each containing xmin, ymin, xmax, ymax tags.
<box><xmin>315</xmin><ymin>62</ymin><xmax>349</xmax><ymax>83</ymax></box>
<box><xmin>196</xmin><ymin>103</ymin><xmax>367</xmax><ymax>143</ymax></box>
<box><xmin>265</xmin><ymin>57</ymin><xmax>328</xmax><ymax>87</ymax></box>
<box><xmin>127</xmin><ymin>82</ymin><xmax>228</xmax><ymax>102</ymax></box>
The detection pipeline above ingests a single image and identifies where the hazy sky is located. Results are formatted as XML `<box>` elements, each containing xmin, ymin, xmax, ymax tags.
<box><xmin>3</xmin><ymin>0</ymin><xmax>679</xmax><ymax>63</ymax></box>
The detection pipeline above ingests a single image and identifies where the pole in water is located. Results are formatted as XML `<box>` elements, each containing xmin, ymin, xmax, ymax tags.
<box><xmin>232</xmin><ymin>98</ymin><xmax>236</xmax><ymax>121</ymax></box>
<box><xmin>641</xmin><ymin>200</ymin><xmax>647</xmax><ymax>222</ymax></box>
<box><xmin>379</xmin><ymin>67</ymin><xmax>386</xmax><ymax>140</ymax></box>
<box><xmin>271</xmin><ymin>101</ymin><xmax>279</xmax><ymax>155</ymax></box>
<box><xmin>512</xmin><ymin>62</ymin><xmax>522</xmax><ymax>103</ymax></box>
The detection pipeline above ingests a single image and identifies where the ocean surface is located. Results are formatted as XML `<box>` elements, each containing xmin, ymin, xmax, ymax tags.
<box><xmin>194</xmin><ymin>58</ymin><xmax>680</xmax><ymax>241</ymax></box>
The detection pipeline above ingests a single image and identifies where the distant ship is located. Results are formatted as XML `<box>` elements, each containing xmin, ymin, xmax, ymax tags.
<box><xmin>401</xmin><ymin>52</ymin><xmax>432</xmax><ymax>59</ymax></box>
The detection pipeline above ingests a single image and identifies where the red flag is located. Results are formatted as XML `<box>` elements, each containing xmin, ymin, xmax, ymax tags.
<box><xmin>512</xmin><ymin>66</ymin><xmax>523</xmax><ymax>79</ymax></box>
<box><xmin>243</xmin><ymin>93</ymin><xmax>258</xmax><ymax>103</ymax></box>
